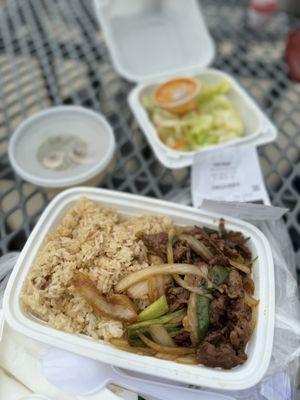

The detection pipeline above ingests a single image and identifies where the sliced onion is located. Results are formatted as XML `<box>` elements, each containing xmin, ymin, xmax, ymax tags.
<box><xmin>195</xmin><ymin>263</ymin><xmax>209</xmax><ymax>276</ymax></box>
<box><xmin>115</xmin><ymin>264</ymin><xmax>213</xmax><ymax>292</ymax></box>
<box><xmin>244</xmin><ymin>291</ymin><xmax>259</xmax><ymax>307</ymax></box>
<box><xmin>110</xmin><ymin>294</ymin><xmax>138</xmax><ymax>313</ymax></box>
<box><xmin>148</xmin><ymin>255</ymin><xmax>164</xmax><ymax>265</ymax></box>
<box><xmin>236</xmin><ymin>254</ymin><xmax>245</xmax><ymax>264</ymax></box>
<box><xmin>182</xmin><ymin>315</ymin><xmax>190</xmax><ymax>332</ymax></box>
<box><xmin>243</xmin><ymin>276</ymin><xmax>255</xmax><ymax>295</ymax></box>
<box><xmin>173</xmin><ymin>274</ymin><xmax>212</xmax><ymax>298</ymax></box>
<box><xmin>167</xmin><ymin>228</ymin><xmax>175</xmax><ymax>264</ymax></box>
<box><xmin>248</xmin><ymin>302</ymin><xmax>258</xmax><ymax>336</ymax></box>
<box><xmin>73</xmin><ymin>273</ymin><xmax>137</xmax><ymax>322</ymax></box>
<box><xmin>187</xmin><ymin>293</ymin><xmax>198</xmax><ymax>346</ymax></box>
<box><xmin>127</xmin><ymin>280</ymin><xmax>149</xmax><ymax>299</ymax></box>
<box><xmin>169</xmin><ymin>310</ymin><xmax>186</xmax><ymax>325</ymax></box>
<box><xmin>149</xmin><ymin>324</ymin><xmax>175</xmax><ymax>346</ymax></box>
<box><xmin>109</xmin><ymin>338</ymin><xmax>128</xmax><ymax>346</ymax></box>
<box><xmin>175</xmin><ymin>355</ymin><xmax>198</xmax><ymax>365</ymax></box>
<box><xmin>155</xmin><ymin>352</ymin><xmax>178</xmax><ymax>361</ymax></box>
<box><xmin>109</xmin><ymin>338</ymin><xmax>155</xmax><ymax>356</ymax></box>
<box><xmin>174</xmin><ymin>226</ymin><xmax>194</xmax><ymax>234</ymax></box>
<box><xmin>229</xmin><ymin>259</ymin><xmax>251</xmax><ymax>274</ymax></box>
<box><xmin>148</xmin><ymin>276</ymin><xmax>159</xmax><ymax>302</ymax></box>
<box><xmin>127</xmin><ymin>275</ymin><xmax>170</xmax><ymax>300</ymax></box>
<box><xmin>138</xmin><ymin>333</ymin><xmax>194</xmax><ymax>355</ymax></box>
<box><xmin>177</xmin><ymin>234</ymin><xmax>213</xmax><ymax>261</ymax></box>
<box><xmin>148</xmin><ymin>275</ymin><xmax>167</xmax><ymax>302</ymax></box>
<box><xmin>168</xmin><ymin>328</ymin><xmax>185</xmax><ymax>338</ymax></box>
<box><xmin>185</xmin><ymin>269</ymin><xmax>208</xmax><ymax>285</ymax></box>
<box><xmin>156</xmin><ymin>275</ymin><xmax>165</xmax><ymax>297</ymax></box>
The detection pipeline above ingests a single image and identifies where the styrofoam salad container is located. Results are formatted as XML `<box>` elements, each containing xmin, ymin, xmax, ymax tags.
<box><xmin>94</xmin><ymin>0</ymin><xmax>277</xmax><ymax>168</ymax></box>
<box><xmin>128</xmin><ymin>69</ymin><xmax>277</xmax><ymax>168</ymax></box>
<box><xmin>4</xmin><ymin>187</ymin><xmax>275</xmax><ymax>391</ymax></box>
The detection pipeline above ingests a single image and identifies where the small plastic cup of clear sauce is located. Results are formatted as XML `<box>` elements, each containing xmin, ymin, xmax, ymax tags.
<box><xmin>153</xmin><ymin>77</ymin><xmax>199</xmax><ymax>115</ymax></box>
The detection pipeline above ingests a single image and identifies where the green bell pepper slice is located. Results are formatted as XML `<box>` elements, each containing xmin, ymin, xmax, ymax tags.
<box><xmin>197</xmin><ymin>295</ymin><xmax>210</xmax><ymax>342</ymax></box>
<box><xmin>208</xmin><ymin>265</ymin><xmax>229</xmax><ymax>286</ymax></box>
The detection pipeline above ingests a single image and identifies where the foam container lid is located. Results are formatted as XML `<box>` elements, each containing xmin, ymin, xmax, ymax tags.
<box><xmin>94</xmin><ymin>0</ymin><xmax>215</xmax><ymax>83</ymax></box>
<box><xmin>94</xmin><ymin>0</ymin><xmax>277</xmax><ymax>168</ymax></box>
<box><xmin>4</xmin><ymin>187</ymin><xmax>275</xmax><ymax>391</ymax></box>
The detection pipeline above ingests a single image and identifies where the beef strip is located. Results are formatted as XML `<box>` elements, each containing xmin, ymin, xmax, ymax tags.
<box><xmin>140</xmin><ymin>232</ymin><xmax>168</xmax><ymax>261</ymax></box>
<box><xmin>227</xmin><ymin>300</ymin><xmax>252</xmax><ymax>351</ymax></box>
<box><xmin>173</xmin><ymin>240</ymin><xmax>191</xmax><ymax>263</ymax></box>
<box><xmin>227</xmin><ymin>300</ymin><xmax>252</xmax><ymax>322</ymax></box>
<box><xmin>195</xmin><ymin>226</ymin><xmax>225</xmax><ymax>254</ymax></box>
<box><xmin>196</xmin><ymin>341</ymin><xmax>247</xmax><ymax>369</ymax></box>
<box><xmin>219</xmin><ymin>219</ymin><xmax>252</xmax><ymax>260</ymax></box>
<box><xmin>223</xmin><ymin>244</ymin><xmax>239</xmax><ymax>259</ymax></box>
<box><xmin>226</xmin><ymin>270</ymin><xmax>244</xmax><ymax>299</ymax></box>
<box><xmin>209</xmin><ymin>255</ymin><xmax>228</xmax><ymax>267</ymax></box>
<box><xmin>190</xmin><ymin>226</ymin><xmax>229</xmax><ymax>266</ymax></box>
<box><xmin>196</xmin><ymin>302</ymin><xmax>251</xmax><ymax>368</ymax></box>
<box><xmin>166</xmin><ymin>287</ymin><xmax>190</xmax><ymax>309</ymax></box>
<box><xmin>229</xmin><ymin>318</ymin><xmax>251</xmax><ymax>350</ymax></box>
<box><xmin>219</xmin><ymin>218</ymin><xmax>227</xmax><ymax>238</ymax></box>
<box><xmin>209</xmin><ymin>295</ymin><xmax>228</xmax><ymax>327</ymax></box>
<box><xmin>226</xmin><ymin>239</ymin><xmax>252</xmax><ymax>260</ymax></box>
<box><xmin>210</xmin><ymin>234</ymin><xmax>225</xmax><ymax>250</ymax></box>
<box><xmin>173</xmin><ymin>331</ymin><xmax>192</xmax><ymax>347</ymax></box>
<box><xmin>191</xmin><ymin>253</ymin><xmax>207</xmax><ymax>265</ymax></box>
<box><xmin>236</xmin><ymin>243</ymin><xmax>252</xmax><ymax>260</ymax></box>
<box><xmin>205</xmin><ymin>326</ymin><xmax>230</xmax><ymax>346</ymax></box>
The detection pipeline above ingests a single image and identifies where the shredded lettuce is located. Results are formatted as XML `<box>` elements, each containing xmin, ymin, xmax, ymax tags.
<box><xmin>141</xmin><ymin>78</ymin><xmax>244</xmax><ymax>152</ymax></box>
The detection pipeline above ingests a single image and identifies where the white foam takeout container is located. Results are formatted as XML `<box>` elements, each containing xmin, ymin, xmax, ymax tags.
<box><xmin>128</xmin><ymin>70</ymin><xmax>277</xmax><ymax>169</ymax></box>
<box><xmin>4</xmin><ymin>187</ymin><xmax>275</xmax><ymax>391</ymax></box>
<box><xmin>94</xmin><ymin>0</ymin><xmax>277</xmax><ymax>168</ymax></box>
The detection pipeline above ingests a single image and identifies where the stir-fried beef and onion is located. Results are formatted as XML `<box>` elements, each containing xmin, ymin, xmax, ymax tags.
<box><xmin>72</xmin><ymin>219</ymin><xmax>259</xmax><ymax>369</ymax></box>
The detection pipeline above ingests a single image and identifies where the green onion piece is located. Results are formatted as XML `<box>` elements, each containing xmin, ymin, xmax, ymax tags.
<box><xmin>128</xmin><ymin>331</ymin><xmax>151</xmax><ymax>347</ymax></box>
<box><xmin>245</xmin><ymin>256</ymin><xmax>258</xmax><ymax>266</ymax></box>
<box><xmin>128</xmin><ymin>309</ymin><xmax>185</xmax><ymax>337</ymax></box>
<box><xmin>128</xmin><ymin>322</ymin><xmax>181</xmax><ymax>347</ymax></box>
<box><xmin>138</xmin><ymin>295</ymin><xmax>169</xmax><ymax>321</ymax></box>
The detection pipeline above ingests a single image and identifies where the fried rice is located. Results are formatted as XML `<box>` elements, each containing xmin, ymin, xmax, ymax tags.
<box><xmin>20</xmin><ymin>197</ymin><xmax>172</xmax><ymax>341</ymax></box>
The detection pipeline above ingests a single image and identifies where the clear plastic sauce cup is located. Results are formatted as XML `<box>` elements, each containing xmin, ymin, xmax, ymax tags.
<box><xmin>154</xmin><ymin>78</ymin><xmax>199</xmax><ymax>115</ymax></box>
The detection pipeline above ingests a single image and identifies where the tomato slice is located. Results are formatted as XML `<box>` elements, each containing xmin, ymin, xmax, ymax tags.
<box><xmin>285</xmin><ymin>30</ymin><xmax>300</xmax><ymax>83</ymax></box>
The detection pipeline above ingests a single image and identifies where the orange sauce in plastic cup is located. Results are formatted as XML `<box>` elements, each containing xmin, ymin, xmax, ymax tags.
<box><xmin>153</xmin><ymin>77</ymin><xmax>199</xmax><ymax>115</ymax></box>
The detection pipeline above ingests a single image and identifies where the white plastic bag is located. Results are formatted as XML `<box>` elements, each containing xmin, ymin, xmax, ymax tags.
<box><xmin>0</xmin><ymin>252</ymin><xmax>19</xmax><ymax>307</ymax></box>
<box><xmin>0</xmin><ymin>219</ymin><xmax>299</xmax><ymax>399</ymax></box>
<box><xmin>213</xmin><ymin>219</ymin><xmax>300</xmax><ymax>400</ymax></box>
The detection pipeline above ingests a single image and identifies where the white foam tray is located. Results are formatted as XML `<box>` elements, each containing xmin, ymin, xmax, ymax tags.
<box><xmin>4</xmin><ymin>187</ymin><xmax>275</xmax><ymax>391</ymax></box>
<box><xmin>128</xmin><ymin>69</ymin><xmax>278</xmax><ymax>169</ymax></box>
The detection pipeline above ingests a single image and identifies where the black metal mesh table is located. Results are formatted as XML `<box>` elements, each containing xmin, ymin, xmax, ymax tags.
<box><xmin>0</xmin><ymin>0</ymin><xmax>300</xmax><ymax>269</ymax></box>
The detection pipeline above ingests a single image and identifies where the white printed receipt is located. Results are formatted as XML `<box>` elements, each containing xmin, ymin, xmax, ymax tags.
<box><xmin>192</xmin><ymin>145</ymin><xmax>270</xmax><ymax>207</ymax></box>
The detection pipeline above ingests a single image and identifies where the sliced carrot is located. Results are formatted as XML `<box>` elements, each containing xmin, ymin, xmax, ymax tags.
<box><xmin>171</xmin><ymin>140</ymin><xmax>189</xmax><ymax>149</ymax></box>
